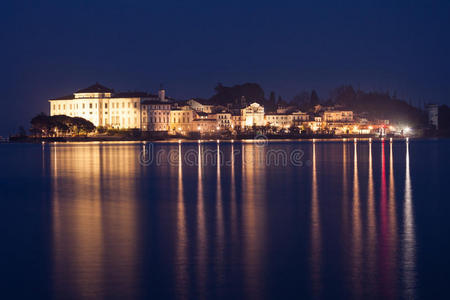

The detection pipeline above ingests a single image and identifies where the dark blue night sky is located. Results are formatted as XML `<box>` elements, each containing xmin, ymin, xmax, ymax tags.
<box><xmin>1</xmin><ymin>0</ymin><xmax>449</xmax><ymax>135</ymax></box>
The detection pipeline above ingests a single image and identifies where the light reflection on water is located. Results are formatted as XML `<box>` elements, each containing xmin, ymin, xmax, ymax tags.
<box><xmin>43</xmin><ymin>141</ymin><xmax>421</xmax><ymax>299</ymax></box>
<box><xmin>51</xmin><ymin>144</ymin><xmax>139</xmax><ymax>299</ymax></box>
<box><xmin>351</xmin><ymin>141</ymin><xmax>362</xmax><ymax>298</ymax></box>
<box><xmin>403</xmin><ymin>141</ymin><xmax>416</xmax><ymax>298</ymax></box>
<box><xmin>310</xmin><ymin>142</ymin><xmax>321</xmax><ymax>298</ymax></box>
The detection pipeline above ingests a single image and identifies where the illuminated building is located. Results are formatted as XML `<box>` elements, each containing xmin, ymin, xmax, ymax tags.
<box><xmin>49</xmin><ymin>83</ymin><xmax>168</xmax><ymax>130</ymax></box>
<box><xmin>141</xmin><ymin>100</ymin><xmax>171</xmax><ymax>131</ymax></box>
<box><xmin>305</xmin><ymin>116</ymin><xmax>324</xmax><ymax>132</ymax></box>
<box><xmin>186</xmin><ymin>99</ymin><xmax>215</xmax><ymax>113</ymax></box>
<box><xmin>241</xmin><ymin>102</ymin><xmax>265</xmax><ymax>127</ymax></box>
<box><xmin>231</xmin><ymin>113</ymin><xmax>244</xmax><ymax>130</ymax></box>
<box><xmin>169</xmin><ymin>108</ymin><xmax>195</xmax><ymax>135</ymax></box>
<box><xmin>264</xmin><ymin>113</ymin><xmax>291</xmax><ymax>128</ymax></box>
<box><xmin>193</xmin><ymin>118</ymin><xmax>218</xmax><ymax>134</ymax></box>
<box><xmin>291</xmin><ymin>111</ymin><xmax>310</xmax><ymax>123</ymax></box>
<box><xmin>323</xmin><ymin>110</ymin><xmax>354</xmax><ymax>122</ymax></box>
<box><xmin>214</xmin><ymin>112</ymin><xmax>233</xmax><ymax>129</ymax></box>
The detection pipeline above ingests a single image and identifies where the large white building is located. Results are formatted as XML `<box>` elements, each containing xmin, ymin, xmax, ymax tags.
<box><xmin>241</xmin><ymin>102</ymin><xmax>265</xmax><ymax>127</ymax></box>
<box><xmin>49</xmin><ymin>83</ymin><xmax>169</xmax><ymax>130</ymax></box>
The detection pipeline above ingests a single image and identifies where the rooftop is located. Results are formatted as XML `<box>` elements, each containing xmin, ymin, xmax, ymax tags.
<box><xmin>51</xmin><ymin>94</ymin><xmax>74</xmax><ymax>100</ymax></box>
<box><xmin>75</xmin><ymin>83</ymin><xmax>114</xmax><ymax>94</ymax></box>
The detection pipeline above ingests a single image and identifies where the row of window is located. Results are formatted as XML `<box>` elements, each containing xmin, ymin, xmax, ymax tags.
<box><xmin>143</xmin><ymin>111</ymin><xmax>170</xmax><ymax>116</ymax></box>
<box><xmin>268</xmin><ymin>116</ymin><xmax>289</xmax><ymax>120</ymax></box>
<box><xmin>171</xmin><ymin>111</ymin><xmax>191</xmax><ymax>117</ymax></box>
<box><xmin>143</xmin><ymin>105</ymin><xmax>170</xmax><ymax>110</ymax></box>
<box><xmin>53</xmin><ymin>103</ymin><xmax>96</xmax><ymax>110</ymax></box>
<box><xmin>172</xmin><ymin>117</ymin><xmax>191</xmax><ymax>123</ymax></box>
<box><xmin>106</xmin><ymin>102</ymin><xmax>138</xmax><ymax>109</ymax></box>
<box><xmin>107</xmin><ymin>116</ymin><xmax>138</xmax><ymax>126</ymax></box>
<box><xmin>143</xmin><ymin>117</ymin><xmax>168</xmax><ymax>123</ymax></box>
<box><xmin>106</xmin><ymin>111</ymin><xmax>137</xmax><ymax>115</ymax></box>
<box><xmin>53</xmin><ymin>101</ymin><xmax>140</xmax><ymax>111</ymax></box>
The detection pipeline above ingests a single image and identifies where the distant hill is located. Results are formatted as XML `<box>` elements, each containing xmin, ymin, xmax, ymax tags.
<box><xmin>206</xmin><ymin>82</ymin><xmax>427</xmax><ymax>126</ymax></box>
<box><xmin>331</xmin><ymin>85</ymin><xmax>426</xmax><ymax>126</ymax></box>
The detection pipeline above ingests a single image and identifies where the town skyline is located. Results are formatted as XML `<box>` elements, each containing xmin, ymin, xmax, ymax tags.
<box><xmin>22</xmin><ymin>81</ymin><xmax>424</xmax><ymax>142</ymax></box>
<box><xmin>0</xmin><ymin>79</ymin><xmax>438</xmax><ymax>137</ymax></box>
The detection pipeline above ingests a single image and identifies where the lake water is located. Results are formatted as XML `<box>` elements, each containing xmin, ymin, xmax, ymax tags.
<box><xmin>1</xmin><ymin>139</ymin><xmax>449</xmax><ymax>299</ymax></box>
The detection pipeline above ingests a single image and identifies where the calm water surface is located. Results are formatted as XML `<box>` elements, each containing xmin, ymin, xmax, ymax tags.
<box><xmin>1</xmin><ymin>140</ymin><xmax>449</xmax><ymax>299</ymax></box>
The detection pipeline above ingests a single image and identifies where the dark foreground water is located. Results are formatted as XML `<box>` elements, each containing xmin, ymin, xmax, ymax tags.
<box><xmin>1</xmin><ymin>139</ymin><xmax>449</xmax><ymax>299</ymax></box>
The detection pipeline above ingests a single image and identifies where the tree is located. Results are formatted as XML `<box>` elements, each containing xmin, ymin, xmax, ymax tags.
<box><xmin>267</xmin><ymin>91</ymin><xmax>276</xmax><ymax>111</ymax></box>
<box><xmin>331</xmin><ymin>85</ymin><xmax>356</xmax><ymax>105</ymax></box>
<box><xmin>277</xmin><ymin>96</ymin><xmax>287</xmax><ymax>106</ymax></box>
<box><xmin>209</xmin><ymin>83</ymin><xmax>265</xmax><ymax>105</ymax></box>
<box><xmin>292</xmin><ymin>91</ymin><xmax>310</xmax><ymax>110</ymax></box>
<box><xmin>30</xmin><ymin>113</ymin><xmax>53</xmax><ymax>136</ymax></box>
<box><xmin>30</xmin><ymin>114</ymin><xmax>95</xmax><ymax>137</ymax></box>
<box><xmin>310</xmin><ymin>90</ymin><xmax>319</xmax><ymax>106</ymax></box>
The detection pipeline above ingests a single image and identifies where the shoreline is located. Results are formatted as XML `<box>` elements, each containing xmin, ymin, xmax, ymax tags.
<box><xmin>5</xmin><ymin>134</ymin><xmax>442</xmax><ymax>144</ymax></box>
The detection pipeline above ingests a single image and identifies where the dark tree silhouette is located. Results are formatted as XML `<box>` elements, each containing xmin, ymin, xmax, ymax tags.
<box><xmin>209</xmin><ymin>83</ymin><xmax>265</xmax><ymax>105</ymax></box>
<box><xmin>31</xmin><ymin>114</ymin><xmax>95</xmax><ymax>137</ymax></box>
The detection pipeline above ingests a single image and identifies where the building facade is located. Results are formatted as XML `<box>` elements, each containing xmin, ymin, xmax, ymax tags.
<box><xmin>241</xmin><ymin>102</ymin><xmax>265</xmax><ymax>127</ymax></box>
<box><xmin>265</xmin><ymin>114</ymin><xmax>291</xmax><ymax>128</ymax></box>
<box><xmin>141</xmin><ymin>100</ymin><xmax>171</xmax><ymax>131</ymax></box>
<box><xmin>323</xmin><ymin>110</ymin><xmax>353</xmax><ymax>122</ymax></box>
<box><xmin>169</xmin><ymin>108</ymin><xmax>195</xmax><ymax>135</ymax></box>
<box><xmin>187</xmin><ymin>99</ymin><xmax>215</xmax><ymax>113</ymax></box>
<box><xmin>215</xmin><ymin>112</ymin><xmax>233</xmax><ymax>130</ymax></box>
<box><xmin>49</xmin><ymin>83</ymin><xmax>170</xmax><ymax>130</ymax></box>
